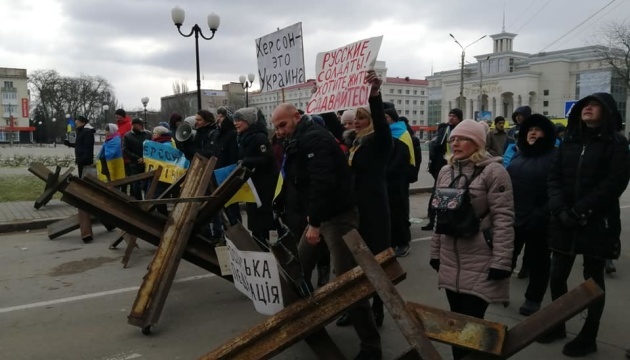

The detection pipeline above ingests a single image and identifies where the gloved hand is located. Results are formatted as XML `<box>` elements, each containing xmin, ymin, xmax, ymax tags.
<box><xmin>558</xmin><ymin>209</ymin><xmax>580</xmax><ymax>227</ymax></box>
<box><xmin>429</xmin><ymin>259</ymin><xmax>440</xmax><ymax>272</ymax></box>
<box><xmin>487</xmin><ymin>268</ymin><xmax>512</xmax><ymax>280</ymax></box>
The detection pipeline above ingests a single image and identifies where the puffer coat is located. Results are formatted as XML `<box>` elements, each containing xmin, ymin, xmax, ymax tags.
<box><xmin>430</xmin><ymin>155</ymin><xmax>515</xmax><ymax>303</ymax></box>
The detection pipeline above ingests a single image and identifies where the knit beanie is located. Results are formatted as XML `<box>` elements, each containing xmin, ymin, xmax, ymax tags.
<box><xmin>105</xmin><ymin>123</ymin><xmax>119</xmax><ymax>134</ymax></box>
<box><xmin>158</xmin><ymin>121</ymin><xmax>170</xmax><ymax>129</ymax></box>
<box><xmin>217</xmin><ymin>106</ymin><xmax>234</xmax><ymax>122</ymax></box>
<box><xmin>233</xmin><ymin>107</ymin><xmax>258</xmax><ymax>125</ymax></box>
<box><xmin>340</xmin><ymin>110</ymin><xmax>355</xmax><ymax>123</ymax></box>
<box><xmin>153</xmin><ymin>126</ymin><xmax>170</xmax><ymax>136</ymax></box>
<box><xmin>449</xmin><ymin>119</ymin><xmax>486</xmax><ymax>149</ymax></box>
<box><xmin>448</xmin><ymin>108</ymin><xmax>463</xmax><ymax>121</ymax></box>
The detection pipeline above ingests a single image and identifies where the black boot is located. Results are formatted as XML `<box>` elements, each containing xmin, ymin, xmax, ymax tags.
<box><xmin>562</xmin><ymin>321</ymin><xmax>599</xmax><ymax>357</ymax></box>
<box><xmin>316</xmin><ymin>264</ymin><xmax>330</xmax><ymax>287</ymax></box>
<box><xmin>537</xmin><ymin>324</ymin><xmax>567</xmax><ymax>343</ymax></box>
<box><xmin>421</xmin><ymin>222</ymin><xmax>434</xmax><ymax>231</ymax></box>
<box><xmin>372</xmin><ymin>297</ymin><xmax>384</xmax><ymax>327</ymax></box>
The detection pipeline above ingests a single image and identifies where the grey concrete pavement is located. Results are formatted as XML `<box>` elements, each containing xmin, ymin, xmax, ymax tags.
<box><xmin>0</xmin><ymin>192</ymin><xmax>629</xmax><ymax>359</ymax></box>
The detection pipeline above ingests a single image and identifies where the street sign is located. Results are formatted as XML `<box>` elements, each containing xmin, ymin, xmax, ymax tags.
<box><xmin>564</xmin><ymin>101</ymin><xmax>577</xmax><ymax>118</ymax></box>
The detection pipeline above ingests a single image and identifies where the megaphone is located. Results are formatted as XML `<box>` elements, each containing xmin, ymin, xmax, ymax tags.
<box><xmin>176</xmin><ymin>116</ymin><xmax>197</xmax><ymax>142</ymax></box>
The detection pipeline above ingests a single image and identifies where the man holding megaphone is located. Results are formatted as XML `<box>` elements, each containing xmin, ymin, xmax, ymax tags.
<box><xmin>176</xmin><ymin>110</ymin><xmax>217</xmax><ymax>160</ymax></box>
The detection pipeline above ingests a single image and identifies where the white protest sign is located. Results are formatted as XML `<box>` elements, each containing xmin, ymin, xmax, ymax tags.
<box><xmin>226</xmin><ymin>239</ymin><xmax>284</xmax><ymax>315</ymax></box>
<box><xmin>306</xmin><ymin>36</ymin><xmax>383</xmax><ymax>114</ymax></box>
<box><xmin>214</xmin><ymin>246</ymin><xmax>231</xmax><ymax>276</ymax></box>
<box><xmin>256</xmin><ymin>23</ymin><xmax>305</xmax><ymax>92</ymax></box>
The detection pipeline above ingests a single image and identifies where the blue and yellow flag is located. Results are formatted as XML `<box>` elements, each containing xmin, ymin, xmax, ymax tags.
<box><xmin>143</xmin><ymin>141</ymin><xmax>189</xmax><ymax>184</ymax></box>
<box><xmin>214</xmin><ymin>164</ymin><xmax>261</xmax><ymax>207</ymax></box>
<box><xmin>390</xmin><ymin>121</ymin><xmax>416</xmax><ymax>166</ymax></box>
<box><xmin>96</xmin><ymin>135</ymin><xmax>125</xmax><ymax>182</ymax></box>
<box><xmin>66</xmin><ymin>117</ymin><xmax>75</xmax><ymax>133</ymax></box>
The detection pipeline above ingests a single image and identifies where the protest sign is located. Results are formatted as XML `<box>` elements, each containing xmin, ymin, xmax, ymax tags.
<box><xmin>226</xmin><ymin>239</ymin><xmax>284</xmax><ymax>315</ymax></box>
<box><xmin>256</xmin><ymin>22</ymin><xmax>305</xmax><ymax>92</ymax></box>
<box><xmin>143</xmin><ymin>141</ymin><xmax>189</xmax><ymax>184</ymax></box>
<box><xmin>306</xmin><ymin>36</ymin><xmax>383</xmax><ymax>114</ymax></box>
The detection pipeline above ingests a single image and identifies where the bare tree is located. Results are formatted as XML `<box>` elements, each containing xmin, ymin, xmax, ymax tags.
<box><xmin>29</xmin><ymin>69</ymin><xmax>116</xmax><ymax>139</ymax></box>
<box><xmin>596</xmin><ymin>21</ymin><xmax>630</xmax><ymax>90</ymax></box>
<box><xmin>161</xmin><ymin>80</ymin><xmax>194</xmax><ymax>120</ymax></box>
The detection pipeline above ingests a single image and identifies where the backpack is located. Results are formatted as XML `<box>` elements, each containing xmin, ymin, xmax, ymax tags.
<box><xmin>431</xmin><ymin>166</ymin><xmax>485</xmax><ymax>238</ymax></box>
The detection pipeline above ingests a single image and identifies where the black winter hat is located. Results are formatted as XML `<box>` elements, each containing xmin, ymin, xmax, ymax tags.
<box><xmin>448</xmin><ymin>108</ymin><xmax>463</xmax><ymax>121</ymax></box>
<box><xmin>76</xmin><ymin>115</ymin><xmax>89</xmax><ymax>123</ymax></box>
<box><xmin>114</xmin><ymin>108</ymin><xmax>126</xmax><ymax>117</ymax></box>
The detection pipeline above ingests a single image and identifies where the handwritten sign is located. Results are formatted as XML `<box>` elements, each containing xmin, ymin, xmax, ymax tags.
<box><xmin>143</xmin><ymin>141</ymin><xmax>189</xmax><ymax>184</ymax></box>
<box><xmin>226</xmin><ymin>239</ymin><xmax>284</xmax><ymax>315</ymax></box>
<box><xmin>256</xmin><ymin>23</ymin><xmax>305</xmax><ymax>92</ymax></box>
<box><xmin>306</xmin><ymin>36</ymin><xmax>383</xmax><ymax>114</ymax></box>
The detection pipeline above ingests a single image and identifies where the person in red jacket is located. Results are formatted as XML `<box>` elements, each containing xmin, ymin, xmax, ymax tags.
<box><xmin>114</xmin><ymin>108</ymin><xmax>132</xmax><ymax>193</ymax></box>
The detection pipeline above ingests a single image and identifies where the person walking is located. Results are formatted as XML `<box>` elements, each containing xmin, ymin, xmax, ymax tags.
<box><xmin>539</xmin><ymin>92</ymin><xmax>630</xmax><ymax>357</ymax></box>
<box><xmin>506</xmin><ymin>114</ymin><xmax>557</xmax><ymax>316</ymax></box>
<box><xmin>429</xmin><ymin>119</ymin><xmax>515</xmax><ymax>360</ymax></box>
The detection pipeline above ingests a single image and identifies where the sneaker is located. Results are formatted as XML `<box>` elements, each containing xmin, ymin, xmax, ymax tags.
<box><xmin>605</xmin><ymin>259</ymin><xmax>616</xmax><ymax>275</ymax></box>
<box><xmin>562</xmin><ymin>336</ymin><xmax>597</xmax><ymax>357</ymax></box>
<box><xmin>519</xmin><ymin>299</ymin><xmax>541</xmax><ymax>316</ymax></box>
<box><xmin>395</xmin><ymin>245</ymin><xmax>410</xmax><ymax>257</ymax></box>
<box><xmin>354</xmin><ymin>349</ymin><xmax>382</xmax><ymax>360</ymax></box>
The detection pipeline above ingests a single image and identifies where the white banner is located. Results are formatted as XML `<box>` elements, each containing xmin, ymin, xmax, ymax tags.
<box><xmin>255</xmin><ymin>22</ymin><xmax>306</xmax><ymax>92</ymax></box>
<box><xmin>226</xmin><ymin>239</ymin><xmax>284</xmax><ymax>315</ymax></box>
<box><xmin>306</xmin><ymin>36</ymin><xmax>383</xmax><ymax>114</ymax></box>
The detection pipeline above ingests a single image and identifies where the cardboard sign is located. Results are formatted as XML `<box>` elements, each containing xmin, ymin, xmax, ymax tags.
<box><xmin>226</xmin><ymin>239</ymin><xmax>284</xmax><ymax>315</ymax></box>
<box><xmin>306</xmin><ymin>36</ymin><xmax>383</xmax><ymax>114</ymax></box>
<box><xmin>256</xmin><ymin>23</ymin><xmax>306</xmax><ymax>92</ymax></box>
<box><xmin>143</xmin><ymin>141</ymin><xmax>189</xmax><ymax>184</ymax></box>
<box><xmin>215</xmin><ymin>246</ymin><xmax>232</xmax><ymax>276</ymax></box>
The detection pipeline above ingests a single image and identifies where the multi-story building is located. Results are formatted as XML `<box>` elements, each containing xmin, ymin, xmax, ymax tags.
<box><xmin>427</xmin><ymin>30</ymin><xmax>628</xmax><ymax>128</ymax></box>
<box><xmin>249</xmin><ymin>61</ymin><xmax>429</xmax><ymax>131</ymax></box>
<box><xmin>160</xmin><ymin>82</ymin><xmax>245</xmax><ymax>119</ymax></box>
<box><xmin>1</xmin><ymin>67</ymin><xmax>34</xmax><ymax>143</ymax></box>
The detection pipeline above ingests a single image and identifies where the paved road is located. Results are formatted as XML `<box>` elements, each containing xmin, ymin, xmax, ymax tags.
<box><xmin>1</xmin><ymin>193</ymin><xmax>629</xmax><ymax>359</ymax></box>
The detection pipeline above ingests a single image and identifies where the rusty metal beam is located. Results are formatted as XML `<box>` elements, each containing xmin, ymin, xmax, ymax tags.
<box><xmin>47</xmin><ymin>214</ymin><xmax>82</xmax><ymax>240</ymax></box>
<box><xmin>34</xmin><ymin>166</ymin><xmax>74</xmax><ymax>209</ymax></box>
<box><xmin>463</xmin><ymin>279</ymin><xmax>604</xmax><ymax>360</ymax></box>
<box><xmin>343</xmin><ymin>230</ymin><xmax>442</xmax><ymax>360</ymax></box>
<box><xmin>407</xmin><ymin>302</ymin><xmax>506</xmax><ymax>355</ymax></box>
<box><xmin>199</xmin><ymin>250</ymin><xmax>406</xmax><ymax>360</ymax></box>
<box><xmin>127</xmin><ymin>155</ymin><xmax>216</xmax><ymax>332</ymax></box>
<box><xmin>102</xmin><ymin>170</ymin><xmax>159</xmax><ymax>188</ymax></box>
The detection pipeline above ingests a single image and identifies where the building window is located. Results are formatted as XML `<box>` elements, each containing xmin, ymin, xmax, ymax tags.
<box><xmin>412</xmin><ymin>120</ymin><xmax>418</xmax><ymax>125</ymax></box>
<box><xmin>397</xmin><ymin>89</ymin><xmax>402</xmax><ymax>94</ymax></box>
<box><xmin>543</xmin><ymin>101</ymin><xmax>549</xmax><ymax>107</ymax></box>
<box><xmin>405</xmin><ymin>90</ymin><xmax>410</xmax><ymax>94</ymax></box>
<box><xmin>397</xmin><ymin>110</ymin><xmax>401</xmax><ymax>114</ymax></box>
<box><xmin>543</xmin><ymin>89</ymin><xmax>549</xmax><ymax>96</ymax></box>
<box><xmin>389</xmin><ymin>89</ymin><xmax>394</xmax><ymax>94</ymax></box>
<box><xmin>413</xmin><ymin>110</ymin><xmax>417</xmax><ymax>115</ymax></box>
<box><xmin>420</xmin><ymin>110</ymin><xmax>425</xmax><ymax>115</ymax></box>
<box><xmin>413</xmin><ymin>100</ymin><xmax>417</xmax><ymax>105</ymax></box>
<box><xmin>413</xmin><ymin>90</ymin><xmax>418</xmax><ymax>95</ymax></box>
<box><xmin>397</xmin><ymin>100</ymin><xmax>402</xmax><ymax>105</ymax></box>
<box><xmin>389</xmin><ymin>99</ymin><xmax>394</xmax><ymax>103</ymax></box>
<box><xmin>543</xmin><ymin>111</ymin><xmax>549</xmax><ymax>115</ymax></box>
<box><xmin>421</xmin><ymin>101</ymin><xmax>425</xmax><ymax>105</ymax></box>
<box><xmin>421</xmin><ymin>91</ymin><xmax>425</xmax><ymax>95</ymax></box>
<box><xmin>3</xmin><ymin>81</ymin><xmax>14</xmax><ymax>89</ymax></box>
<box><xmin>405</xmin><ymin>100</ymin><xmax>410</xmax><ymax>104</ymax></box>
<box><xmin>405</xmin><ymin>110</ymin><xmax>409</xmax><ymax>115</ymax></box>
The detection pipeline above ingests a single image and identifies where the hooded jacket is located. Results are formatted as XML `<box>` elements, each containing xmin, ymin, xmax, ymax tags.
<box><xmin>547</xmin><ymin>92</ymin><xmax>630</xmax><ymax>259</ymax></box>
<box><xmin>66</xmin><ymin>123</ymin><xmax>95</xmax><ymax>166</ymax></box>
<box><xmin>507</xmin><ymin>114</ymin><xmax>557</xmax><ymax>229</ymax></box>
<box><xmin>504</xmin><ymin>106</ymin><xmax>532</xmax><ymax>152</ymax></box>
<box><xmin>430</xmin><ymin>155</ymin><xmax>515</xmax><ymax>303</ymax></box>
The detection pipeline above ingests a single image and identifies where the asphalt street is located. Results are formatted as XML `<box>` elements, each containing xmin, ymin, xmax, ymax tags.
<box><xmin>1</xmin><ymin>192</ymin><xmax>629</xmax><ymax>360</ymax></box>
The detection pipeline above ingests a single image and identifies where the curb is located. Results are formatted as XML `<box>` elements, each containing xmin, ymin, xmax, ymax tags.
<box><xmin>0</xmin><ymin>217</ymin><xmax>67</xmax><ymax>234</ymax></box>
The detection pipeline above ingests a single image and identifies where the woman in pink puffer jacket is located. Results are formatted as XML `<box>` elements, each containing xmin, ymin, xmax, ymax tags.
<box><xmin>429</xmin><ymin>119</ymin><xmax>515</xmax><ymax>360</ymax></box>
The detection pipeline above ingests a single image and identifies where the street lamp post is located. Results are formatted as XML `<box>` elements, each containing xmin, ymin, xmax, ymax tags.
<box><xmin>479</xmin><ymin>56</ymin><xmax>490</xmax><ymax>116</ymax></box>
<box><xmin>171</xmin><ymin>6</ymin><xmax>220</xmax><ymax>112</ymax></box>
<box><xmin>141</xmin><ymin>97</ymin><xmax>149</xmax><ymax>123</ymax></box>
<box><xmin>239</xmin><ymin>73</ymin><xmax>255</xmax><ymax>107</ymax></box>
<box><xmin>102</xmin><ymin>104</ymin><xmax>109</xmax><ymax>129</ymax></box>
<box><xmin>449</xmin><ymin>33</ymin><xmax>487</xmax><ymax>111</ymax></box>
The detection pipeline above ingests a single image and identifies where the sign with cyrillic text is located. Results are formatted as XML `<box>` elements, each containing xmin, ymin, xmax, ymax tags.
<box><xmin>143</xmin><ymin>141</ymin><xmax>189</xmax><ymax>184</ymax></box>
<box><xmin>226</xmin><ymin>239</ymin><xmax>284</xmax><ymax>315</ymax></box>
<box><xmin>306</xmin><ymin>36</ymin><xmax>383</xmax><ymax>114</ymax></box>
<box><xmin>256</xmin><ymin>23</ymin><xmax>305</xmax><ymax>92</ymax></box>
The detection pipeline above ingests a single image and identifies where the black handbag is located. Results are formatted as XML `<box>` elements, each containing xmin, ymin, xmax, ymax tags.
<box><xmin>431</xmin><ymin>167</ymin><xmax>484</xmax><ymax>238</ymax></box>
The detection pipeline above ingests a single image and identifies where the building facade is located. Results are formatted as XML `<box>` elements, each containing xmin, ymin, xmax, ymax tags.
<box><xmin>427</xmin><ymin>31</ymin><xmax>628</xmax><ymax>128</ymax></box>
<box><xmin>1</xmin><ymin>67</ymin><xmax>34</xmax><ymax>143</ymax></box>
<box><xmin>249</xmin><ymin>61</ymin><xmax>429</xmax><ymax>129</ymax></box>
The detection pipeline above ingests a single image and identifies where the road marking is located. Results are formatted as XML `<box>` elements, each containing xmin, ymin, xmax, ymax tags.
<box><xmin>0</xmin><ymin>273</ymin><xmax>216</xmax><ymax>314</ymax></box>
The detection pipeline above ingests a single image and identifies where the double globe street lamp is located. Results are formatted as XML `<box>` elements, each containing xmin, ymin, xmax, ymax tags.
<box><xmin>171</xmin><ymin>6</ymin><xmax>220</xmax><ymax>112</ymax></box>
<box><xmin>240</xmin><ymin>73</ymin><xmax>255</xmax><ymax>107</ymax></box>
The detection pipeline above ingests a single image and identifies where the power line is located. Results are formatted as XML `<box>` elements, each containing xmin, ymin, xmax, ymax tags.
<box><xmin>554</xmin><ymin>0</ymin><xmax>625</xmax><ymax>49</ymax></box>
<box><xmin>514</xmin><ymin>0</ymin><xmax>555</xmax><ymax>33</ymax></box>
<box><xmin>508</xmin><ymin>0</ymin><xmax>539</xmax><ymax>31</ymax></box>
<box><xmin>539</xmin><ymin>0</ymin><xmax>618</xmax><ymax>52</ymax></box>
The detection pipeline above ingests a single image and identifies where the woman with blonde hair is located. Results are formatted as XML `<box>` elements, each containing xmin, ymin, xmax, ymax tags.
<box><xmin>429</xmin><ymin>119</ymin><xmax>515</xmax><ymax>359</ymax></box>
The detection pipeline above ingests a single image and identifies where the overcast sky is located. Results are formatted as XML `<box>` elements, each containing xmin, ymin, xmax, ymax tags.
<box><xmin>1</xmin><ymin>0</ymin><xmax>627</xmax><ymax>113</ymax></box>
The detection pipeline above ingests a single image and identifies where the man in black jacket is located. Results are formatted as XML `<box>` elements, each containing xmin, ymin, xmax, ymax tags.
<box><xmin>123</xmin><ymin>118</ymin><xmax>152</xmax><ymax>200</ymax></box>
<box><xmin>190</xmin><ymin>110</ymin><xmax>217</xmax><ymax>159</ymax></box>
<box><xmin>64</xmin><ymin>116</ymin><xmax>95</xmax><ymax>178</ymax></box>
<box><xmin>422</xmin><ymin>108</ymin><xmax>462</xmax><ymax>231</ymax></box>
<box><xmin>272</xmin><ymin>98</ymin><xmax>382</xmax><ymax>359</ymax></box>
<box><xmin>540</xmin><ymin>93</ymin><xmax>630</xmax><ymax>357</ymax></box>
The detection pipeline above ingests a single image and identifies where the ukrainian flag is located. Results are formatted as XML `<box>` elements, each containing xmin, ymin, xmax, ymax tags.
<box><xmin>273</xmin><ymin>154</ymin><xmax>285</xmax><ymax>201</ymax></box>
<box><xmin>96</xmin><ymin>135</ymin><xmax>125</xmax><ymax>182</ymax></box>
<box><xmin>214</xmin><ymin>164</ymin><xmax>262</xmax><ymax>207</ymax></box>
<box><xmin>66</xmin><ymin>117</ymin><xmax>75</xmax><ymax>133</ymax></box>
<box><xmin>390</xmin><ymin>121</ymin><xmax>416</xmax><ymax>166</ymax></box>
